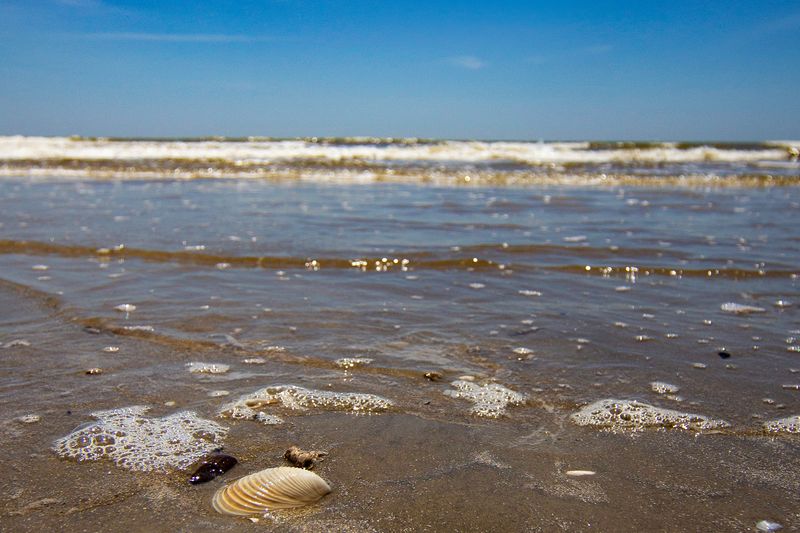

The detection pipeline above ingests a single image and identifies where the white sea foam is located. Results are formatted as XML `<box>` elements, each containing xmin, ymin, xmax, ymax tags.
<box><xmin>219</xmin><ymin>384</ymin><xmax>393</xmax><ymax>423</ymax></box>
<box><xmin>763</xmin><ymin>414</ymin><xmax>800</xmax><ymax>434</ymax></box>
<box><xmin>444</xmin><ymin>380</ymin><xmax>527</xmax><ymax>418</ymax></box>
<box><xmin>650</xmin><ymin>381</ymin><xmax>680</xmax><ymax>395</ymax></box>
<box><xmin>571</xmin><ymin>398</ymin><xmax>729</xmax><ymax>431</ymax></box>
<box><xmin>0</xmin><ymin>136</ymin><xmax>794</xmax><ymax>167</ymax></box>
<box><xmin>52</xmin><ymin>406</ymin><xmax>227</xmax><ymax>471</ymax></box>
<box><xmin>720</xmin><ymin>302</ymin><xmax>766</xmax><ymax>314</ymax></box>
<box><xmin>335</xmin><ymin>357</ymin><xmax>374</xmax><ymax>369</ymax></box>
<box><xmin>187</xmin><ymin>362</ymin><xmax>230</xmax><ymax>374</ymax></box>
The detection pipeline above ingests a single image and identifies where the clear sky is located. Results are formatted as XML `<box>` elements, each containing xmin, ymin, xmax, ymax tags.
<box><xmin>1</xmin><ymin>0</ymin><xmax>799</xmax><ymax>140</ymax></box>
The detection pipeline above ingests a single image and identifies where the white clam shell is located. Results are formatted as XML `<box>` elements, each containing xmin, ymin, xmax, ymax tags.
<box><xmin>565</xmin><ymin>470</ymin><xmax>596</xmax><ymax>477</ymax></box>
<box><xmin>212</xmin><ymin>466</ymin><xmax>331</xmax><ymax>516</ymax></box>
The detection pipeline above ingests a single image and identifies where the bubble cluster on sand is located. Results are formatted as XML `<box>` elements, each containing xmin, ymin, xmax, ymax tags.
<box><xmin>220</xmin><ymin>405</ymin><xmax>284</xmax><ymax>425</ymax></box>
<box><xmin>219</xmin><ymin>385</ymin><xmax>393</xmax><ymax>423</ymax></box>
<box><xmin>443</xmin><ymin>380</ymin><xmax>527</xmax><ymax>418</ymax></box>
<box><xmin>571</xmin><ymin>399</ymin><xmax>729</xmax><ymax>431</ymax></box>
<box><xmin>518</xmin><ymin>289</ymin><xmax>542</xmax><ymax>296</ymax></box>
<box><xmin>335</xmin><ymin>357</ymin><xmax>374</xmax><ymax>369</ymax></box>
<box><xmin>650</xmin><ymin>382</ymin><xmax>680</xmax><ymax>395</ymax></box>
<box><xmin>720</xmin><ymin>302</ymin><xmax>766</xmax><ymax>314</ymax></box>
<box><xmin>187</xmin><ymin>362</ymin><xmax>230</xmax><ymax>374</ymax></box>
<box><xmin>2</xmin><ymin>339</ymin><xmax>31</xmax><ymax>348</ymax></box>
<box><xmin>123</xmin><ymin>325</ymin><xmax>154</xmax><ymax>332</ymax></box>
<box><xmin>52</xmin><ymin>406</ymin><xmax>227</xmax><ymax>471</ymax></box>
<box><xmin>763</xmin><ymin>415</ymin><xmax>800</xmax><ymax>434</ymax></box>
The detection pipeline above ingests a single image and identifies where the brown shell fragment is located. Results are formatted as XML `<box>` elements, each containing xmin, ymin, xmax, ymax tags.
<box><xmin>212</xmin><ymin>466</ymin><xmax>331</xmax><ymax>516</ymax></box>
<box><xmin>284</xmin><ymin>446</ymin><xmax>326</xmax><ymax>469</ymax></box>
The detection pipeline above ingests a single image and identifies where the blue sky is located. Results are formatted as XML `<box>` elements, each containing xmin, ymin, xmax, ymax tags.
<box><xmin>1</xmin><ymin>0</ymin><xmax>799</xmax><ymax>140</ymax></box>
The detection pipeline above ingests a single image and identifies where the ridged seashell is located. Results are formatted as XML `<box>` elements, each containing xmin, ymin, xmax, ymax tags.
<box><xmin>212</xmin><ymin>467</ymin><xmax>331</xmax><ymax>516</ymax></box>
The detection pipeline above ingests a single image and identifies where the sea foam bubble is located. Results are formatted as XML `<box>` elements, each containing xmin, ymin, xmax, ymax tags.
<box><xmin>443</xmin><ymin>380</ymin><xmax>527</xmax><ymax>418</ymax></box>
<box><xmin>763</xmin><ymin>414</ymin><xmax>800</xmax><ymax>434</ymax></box>
<box><xmin>571</xmin><ymin>399</ymin><xmax>729</xmax><ymax>431</ymax></box>
<box><xmin>53</xmin><ymin>406</ymin><xmax>227</xmax><ymax>471</ymax></box>
<box><xmin>219</xmin><ymin>384</ymin><xmax>393</xmax><ymax>423</ymax></box>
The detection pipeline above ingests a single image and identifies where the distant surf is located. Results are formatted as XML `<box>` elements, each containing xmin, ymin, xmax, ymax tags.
<box><xmin>1</xmin><ymin>136</ymin><xmax>797</xmax><ymax>185</ymax></box>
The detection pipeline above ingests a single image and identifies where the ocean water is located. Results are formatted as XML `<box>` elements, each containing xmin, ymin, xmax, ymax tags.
<box><xmin>0</xmin><ymin>137</ymin><xmax>799</xmax><ymax>531</ymax></box>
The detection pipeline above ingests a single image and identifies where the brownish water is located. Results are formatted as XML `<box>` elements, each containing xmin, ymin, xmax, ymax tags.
<box><xmin>0</xmin><ymin>173</ymin><xmax>799</xmax><ymax>532</ymax></box>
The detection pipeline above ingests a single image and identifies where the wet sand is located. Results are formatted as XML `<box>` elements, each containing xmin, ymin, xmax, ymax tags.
<box><xmin>0</xmin><ymin>177</ymin><xmax>799</xmax><ymax>531</ymax></box>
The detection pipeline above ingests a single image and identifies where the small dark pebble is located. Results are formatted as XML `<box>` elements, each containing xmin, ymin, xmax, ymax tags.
<box><xmin>66</xmin><ymin>410</ymin><xmax>72</xmax><ymax>415</ymax></box>
<box><xmin>83</xmin><ymin>326</ymin><xmax>101</xmax><ymax>335</ymax></box>
<box><xmin>718</xmin><ymin>351</ymin><xmax>731</xmax><ymax>359</ymax></box>
<box><xmin>189</xmin><ymin>454</ymin><xmax>238</xmax><ymax>484</ymax></box>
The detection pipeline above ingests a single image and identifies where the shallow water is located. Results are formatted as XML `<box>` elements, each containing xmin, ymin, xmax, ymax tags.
<box><xmin>0</xmin><ymin>170</ymin><xmax>799</xmax><ymax>531</ymax></box>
